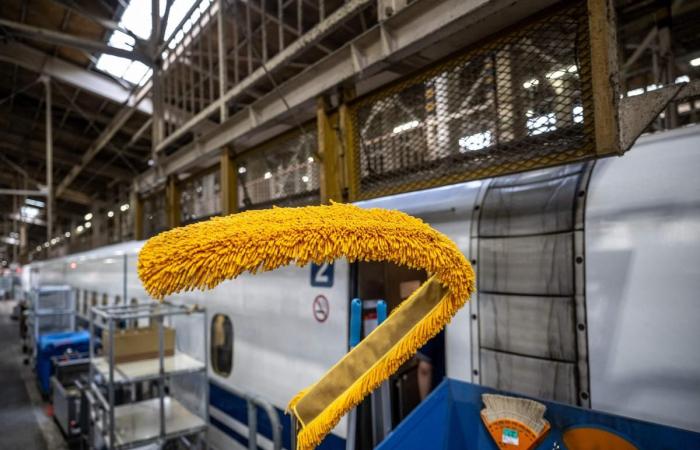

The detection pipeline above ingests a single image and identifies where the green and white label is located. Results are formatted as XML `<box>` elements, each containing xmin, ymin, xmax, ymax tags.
<box><xmin>502</xmin><ymin>428</ymin><xmax>519</xmax><ymax>445</ymax></box>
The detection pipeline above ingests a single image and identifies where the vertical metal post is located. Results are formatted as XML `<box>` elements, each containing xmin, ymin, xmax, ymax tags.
<box><xmin>371</xmin><ymin>300</ymin><xmax>392</xmax><ymax>445</ymax></box>
<box><xmin>587</xmin><ymin>0</ymin><xmax>620</xmax><ymax>154</ymax></box>
<box><xmin>123</xmin><ymin>254</ymin><xmax>127</xmax><ymax>307</ymax></box>
<box><xmin>44</xmin><ymin>77</ymin><xmax>53</xmax><ymax>242</ymax></box>
<box><xmin>158</xmin><ymin>314</ymin><xmax>166</xmax><ymax>439</ymax></box>
<box><xmin>339</xmin><ymin>87</ymin><xmax>358</xmax><ymax>201</ymax></box>
<box><xmin>317</xmin><ymin>97</ymin><xmax>341</xmax><ymax>203</ymax></box>
<box><xmin>290</xmin><ymin>415</ymin><xmax>297</xmax><ymax>450</ymax></box>
<box><xmin>247</xmin><ymin>399</ymin><xmax>257</xmax><ymax>450</ymax></box>
<box><xmin>217</xmin><ymin>0</ymin><xmax>228</xmax><ymax>121</ymax></box>
<box><xmin>277</xmin><ymin>0</ymin><xmax>284</xmax><ymax>51</ymax></box>
<box><xmin>246</xmin><ymin>0</ymin><xmax>253</xmax><ymax>75</ymax></box>
<box><xmin>345</xmin><ymin>298</ymin><xmax>362</xmax><ymax>450</ymax></box>
<box><xmin>166</xmin><ymin>175</ymin><xmax>180</xmax><ymax>228</ymax></box>
<box><xmin>233</xmin><ymin>0</ymin><xmax>239</xmax><ymax>85</ymax></box>
<box><xmin>108</xmin><ymin>314</ymin><xmax>115</xmax><ymax>450</ymax></box>
<box><xmin>131</xmin><ymin>186</ymin><xmax>143</xmax><ymax>241</ymax></box>
<box><xmin>220</xmin><ymin>147</ymin><xmax>238</xmax><ymax>215</ymax></box>
<box><xmin>261</xmin><ymin>0</ymin><xmax>268</xmax><ymax>62</ymax></box>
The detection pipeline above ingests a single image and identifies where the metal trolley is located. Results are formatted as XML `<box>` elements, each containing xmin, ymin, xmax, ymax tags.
<box><xmin>87</xmin><ymin>301</ymin><xmax>208</xmax><ymax>450</ymax></box>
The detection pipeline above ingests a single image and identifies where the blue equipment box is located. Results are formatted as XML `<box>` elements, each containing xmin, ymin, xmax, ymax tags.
<box><xmin>377</xmin><ymin>378</ymin><xmax>700</xmax><ymax>450</ymax></box>
<box><xmin>36</xmin><ymin>330</ymin><xmax>90</xmax><ymax>395</ymax></box>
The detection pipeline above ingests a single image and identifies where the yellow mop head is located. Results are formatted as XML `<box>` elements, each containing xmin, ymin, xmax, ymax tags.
<box><xmin>138</xmin><ymin>202</ymin><xmax>475</xmax><ymax>449</ymax></box>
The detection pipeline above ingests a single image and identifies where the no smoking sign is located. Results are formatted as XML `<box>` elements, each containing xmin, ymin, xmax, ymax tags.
<box><xmin>313</xmin><ymin>295</ymin><xmax>329</xmax><ymax>323</ymax></box>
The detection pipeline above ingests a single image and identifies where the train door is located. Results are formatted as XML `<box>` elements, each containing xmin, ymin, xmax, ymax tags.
<box><xmin>352</xmin><ymin>261</ymin><xmax>445</xmax><ymax>449</ymax></box>
<box><xmin>470</xmin><ymin>162</ymin><xmax>593</xmax><ymax>406</ymax></box>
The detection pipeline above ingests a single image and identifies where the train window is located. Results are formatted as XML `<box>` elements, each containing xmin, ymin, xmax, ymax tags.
<box><xmin>102</xmin><ymin>293</ymin><xmax>109</xmax><ymax>306</ymax></box>
<box><xmin>211</xmin><ymin>314</ymin><xmax>233</xmax><ymax>377</ymax></box>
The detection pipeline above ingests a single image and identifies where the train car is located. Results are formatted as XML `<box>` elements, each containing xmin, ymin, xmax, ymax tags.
<box><xmin>25</xmin><ymin>124</ymin><xmax>700</xmax><ymax>449</ymax></box>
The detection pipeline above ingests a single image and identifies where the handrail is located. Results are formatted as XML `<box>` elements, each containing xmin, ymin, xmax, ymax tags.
<box><xmin>213</xmin><ymin>381</ymin><xmax>283</xmax><ymax>450</ymax></box>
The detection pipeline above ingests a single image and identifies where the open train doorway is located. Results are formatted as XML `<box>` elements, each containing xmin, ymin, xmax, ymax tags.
<box><xmin>352</xmin><ymin>261</ymin><xmax>446</xmax><ymax>449</ymax></box>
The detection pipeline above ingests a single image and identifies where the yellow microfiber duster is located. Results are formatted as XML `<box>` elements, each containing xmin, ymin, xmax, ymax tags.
<box><xmin>138</xmin><ymin>202</ymin><xmax>475</xmax><ymax>449</ymax></box>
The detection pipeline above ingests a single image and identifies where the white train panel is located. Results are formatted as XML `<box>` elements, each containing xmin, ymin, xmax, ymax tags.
<box><xmin>586</xmin><ymin>125</ymin><xmax>700</xmax><ymax>431</ymax></box>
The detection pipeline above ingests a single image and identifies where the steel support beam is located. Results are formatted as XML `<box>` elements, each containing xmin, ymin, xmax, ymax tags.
<box><xmin>317</xmin><ymin>97</ymin><xmax>342</xmax><ymax>203</ymax></box>
<box><xmin>217</xmin><ymin>0</ymin><xmax>228</xmax><ymax>121</ymax></box>
<box><xmin>0</xmin><ymin>41</ymin><xmax>153</xmax><ymax>114</ymax></box>
<box><xmin>0</xmin><ymin>189</ymin><xmax>45</xmax><ymax>196</ymax></box>
<box><xmin>588</xmin><ymin>0</ymin><xmax>621</xmax><ymax>155</ymax></box>
<box><xmin>136</xmin><ymin>0</ymin><xmax>558</xmax><ymax>190</ymax></box>
<box><xmin>219</xmin><ymin>148</ymin><xmax>237</xmax><ymax>215</ymax></box>
<box><xmin>0</xmin><ymin>18</ymin><xmax>152</xmax><ymax>64</ymax></box>
<box><xmin>55</xmin><ymin>81</ymin><xmax>152</xmax><ymax>197</ymax></box>
<box><xmin>155</xmin><ymin>0</ymin><xmax>375</xmax><ymax>152</ymax></box>
<box><xmin>45</xmin><ymin>77</ymin><xmax>53</xmax><ymax>242</ymax></box>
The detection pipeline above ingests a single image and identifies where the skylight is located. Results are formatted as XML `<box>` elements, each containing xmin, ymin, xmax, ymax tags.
<box><xmin>95</xmin><ymin>0</ymin><xmax>212</xmax><ymax>85</ymax></box>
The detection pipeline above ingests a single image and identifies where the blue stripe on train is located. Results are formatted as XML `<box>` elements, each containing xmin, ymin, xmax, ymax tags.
<box><xmin>209</xmin><ymin>381</ymin><xmax>346</xmax><ymax>450</ymax></box>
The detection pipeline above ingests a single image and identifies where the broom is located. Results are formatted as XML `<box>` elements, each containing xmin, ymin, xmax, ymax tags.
<box><xmin>481</xmin><ymin>393</ymin><xmax>550</xmax><ymax>450</ymax></box>
<box><xmin>138</xmin><ymin>202</ymin><xmax>475</xmax><ymax>449</ymax></box>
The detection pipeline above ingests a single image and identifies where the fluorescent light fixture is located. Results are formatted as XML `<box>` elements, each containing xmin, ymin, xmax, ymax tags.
<box><xmin>107</xmin><ymin>211</ymin><xmax>115</xmax><ymax>218</ymax></box>
<box><xmin>84</xmin><ymin>213</ymin><xmax>93</xmax><ymax>221</ymax></box>
<box><xmin>238</xmin><ymin>166</ymin><xmax>247</xmax><ymax>174</ymax></box>
<box><xmin>690</xmin><ymin>57</ymin><xmax>700</xmax><ymax>67</ymax></box>
<box><xmin>36</xmin><ymin>245</ymin><xmax>42</xmax><ymax>252</ymax></box>
<box><xmin>85</xmin><ymin>222</ymin><xmax>92</xmax><ymax>229</ymax></box>
<box><xmin>264</xmin><ymin>171</ymin><xmax>272</xmax><ymax>180</ymax></box>
<box><xmin>302</xmin><ymin>175</ymin><xmax>310</xmax><ymax>183</ymax></box>
<box><xmin>458</xmin><ymin>131</ymin><xmax>492</xmax><ymax>152</ymax></box>
<box><xmin>546</xmin><ymin>70</ymin><xmax>565</xmax><ymax>80</ymax></box>
<box><xmin>307</xmin><ymin>157</ymin><xmax>314</xmax><ymax>163</ymax></box>
<box><xmin>522</xmin><ymin>78</ymin><xmax>540</xmax><ymax>89</ymax></box>
<box><xmin>392</xmin><ymin>120</ymin><xmax>420</xmax><ymax>134</ymax></box>
<box><xmin>527</xmin><ymin>113</ymin><xmax>557</xmax><ymax>136</ymax></box>
<box><xmin>20</xmin><ymin>206</ymin><xmax>40</xmax><ymax>220</ymax></box>
<box><xmin>573</xmin><ymin>105</ymin><xmax>584</xmax><ymax>124</ymax></box>
<box><xmin>675</xmin><ymin>75</ymin><xmax>690</xmax><ymax>83</ymax></box>
<box><xmin>1</xmin><ymin>237</ymin><xmax>19</xmax><ymax>246</ymax></box>
<box><xmin>44</xmin><ymin>242</ymin><xmax>50</xmax><ymax>248</ymax></box>
<box><xmin>76</xmin><ymin>225</ymin><xmax>84</xmax><ymax>233</ymax></box>
<box><xmin>646</xmin><ymin>83</ymin><xmax>660</xmax><ymax>92</ymax></box>
<box><xmin>120</xmin><ymin>203</ymin><xmax>130</xmax><ymax>212</ymax></box>
<box><xmin>626</xmin><ymin>88</ymin><xmax>644</xmax><ymax>97</ymax></box>
<box><xmin>567</xmin><ymin>65</ymin><xmax>578</xmax><ymax>73</ymax></box>
<box><xmin>25</xmin><ymin>198</ymin><xmax>45</xmax><ymax>208</ymax></box>
<box><xmin>65</xmin><ymin>232</ymin><xmax>71</xmax><ymax>238</ymax></box>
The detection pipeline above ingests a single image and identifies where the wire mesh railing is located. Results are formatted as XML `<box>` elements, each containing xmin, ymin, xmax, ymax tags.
<box><xmin>348</xmin><ymin>1</ymin><xmax>595</xmax><ymax>200</ymax></box>
<box><xmin>237</xmin><ymin>128</ymin><xmax>320</xmax><ymax>209</ymax></box>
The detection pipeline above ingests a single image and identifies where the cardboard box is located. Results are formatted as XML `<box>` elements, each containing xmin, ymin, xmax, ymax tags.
<box><xmin>102</xmin><ymin>326</ymin><xmax>176</xmax><ymax>363</ymax></box>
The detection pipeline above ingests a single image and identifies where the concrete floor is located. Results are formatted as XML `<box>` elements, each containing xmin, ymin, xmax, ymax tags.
<box><xmin>0</xmin><ymin>300</ymin><xmax>68</xmax><ymax>450</ymax></box>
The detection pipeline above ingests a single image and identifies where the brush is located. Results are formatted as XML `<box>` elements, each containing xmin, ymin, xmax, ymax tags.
<box><xmin>481</xmin><ymin>393</ymin><xmax>550</xmax><ymax>450</ymax></box>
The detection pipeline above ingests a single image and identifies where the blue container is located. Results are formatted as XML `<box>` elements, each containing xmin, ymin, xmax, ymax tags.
<box><xmin>377</xmin><ymin>378</ymin><xmax>700</xmax><ymax>450</ymax></box>
<box><xmin>36</xmin><ymin>330</ymin><xmax>90</xmax><ymax>395</ymax></box>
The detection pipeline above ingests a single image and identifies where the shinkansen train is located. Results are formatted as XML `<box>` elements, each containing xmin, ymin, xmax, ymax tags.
<box><xmin>24</xmin><ymin>125</ymin><xmax>700</xmax><ymax>449</ymax></box>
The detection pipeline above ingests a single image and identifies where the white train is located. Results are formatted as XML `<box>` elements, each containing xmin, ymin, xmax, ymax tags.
<box><xmin>25</xmin><ymin>125</ymin><xmax>700</xmax><ymax>449</ymax></box>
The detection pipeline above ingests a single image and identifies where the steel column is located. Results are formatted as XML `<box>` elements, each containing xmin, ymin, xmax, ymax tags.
<box><xmin>587</xmin><ymin>0</ymin><xmax>621</xmax><ymax>155</ymax></box>
<box><xmin>317</xmin><ymin>97</ymin><xmax>342</xmax><ymax>203</ymax></box>
<box><xmin>220</xmin><ymin>148</ymin><xmax>238</xmax><ymax>215</ymax></box>
<box><xmin>217</xmin><ymin>0</ymin><xmax>228</xmax><ymax>121</ymax></box>
<box><xmin>45</xmin><ymin>77</ymin><xmax>53</xmax><ymax>242</ymax></box>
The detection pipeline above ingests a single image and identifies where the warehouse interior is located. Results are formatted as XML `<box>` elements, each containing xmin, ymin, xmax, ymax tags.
<box><xmin>0</xmin><ymin>0</ymin><xmax>699</xmax><ymax>449</ymax></box>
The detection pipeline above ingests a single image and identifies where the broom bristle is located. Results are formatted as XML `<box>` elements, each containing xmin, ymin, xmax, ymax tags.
<box><xmin>138</xmin><ymin>202</ymin><xmax>475</xmax><ymax>450</ymax></box>
<box><xmin>482</xmin><ymin>393</ymin><xmax>548</xmax><ymax>435</ymax></box>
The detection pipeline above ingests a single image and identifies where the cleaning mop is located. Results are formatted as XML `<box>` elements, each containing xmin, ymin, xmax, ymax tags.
<box><xmin>138</xmin><ymin>202</ymin><xmax>475</xmax><ymax>449</ymax></box>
